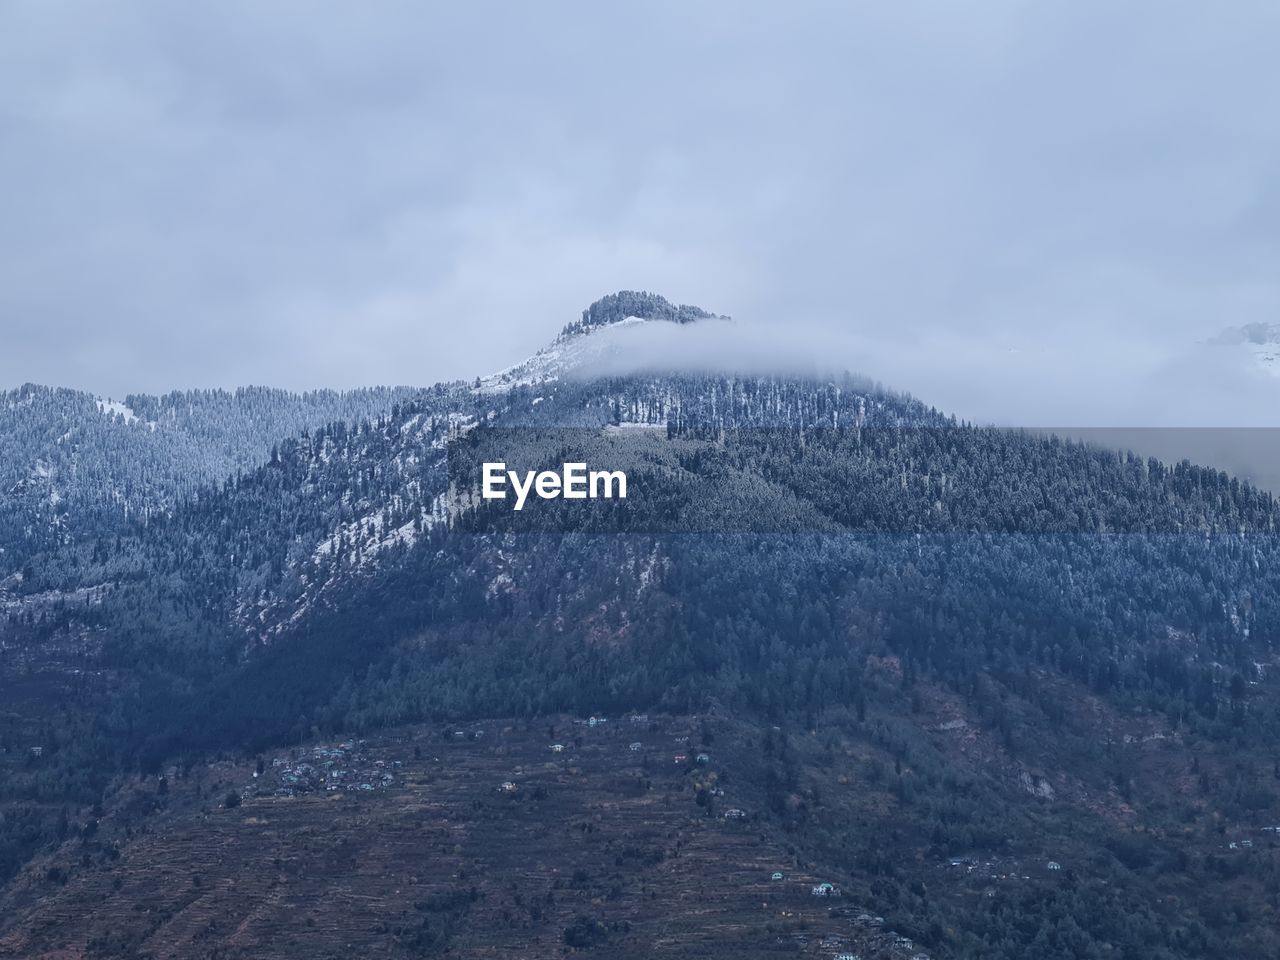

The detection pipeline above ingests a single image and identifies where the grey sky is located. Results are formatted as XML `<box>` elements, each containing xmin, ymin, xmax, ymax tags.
<box><xmin>2</xmin><ymin>1</ymin><xmax>1279</xmax><ymax>425</ymax></box>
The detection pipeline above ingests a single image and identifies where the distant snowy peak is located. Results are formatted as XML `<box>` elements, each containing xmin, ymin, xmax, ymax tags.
<box><xmin>1211</xmin><ymin>323</ymin><xmax>1280</xmax><ymax>377</ymax></box>
<box><xmin>1212</xmin><ymin>322</ymin><xmax>1280</xmax><ymax>346</ymax></box>
<box><xmin>478</xmin><ymin>292</ymin><xmax>730</xmax><ymax>393</ymax></box>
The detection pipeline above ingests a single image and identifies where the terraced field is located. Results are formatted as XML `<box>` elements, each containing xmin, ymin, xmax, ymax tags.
<box><xmin>0</xmin><ymin>713</ymin><xmax>923</xmax><ymax>959</ymax></box>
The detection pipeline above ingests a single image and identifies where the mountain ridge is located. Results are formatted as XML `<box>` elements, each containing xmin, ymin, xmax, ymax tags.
<box><xmin>560</xmin><ymin>290</ymin><xmax>727</xmax><ymax>339</ymax></box>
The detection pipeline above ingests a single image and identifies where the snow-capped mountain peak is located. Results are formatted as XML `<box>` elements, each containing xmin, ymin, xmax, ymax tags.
<box><xmin>477</xmin><ymin>291</ymin><xmax>728</xmax><ymax>393</ymax></box>
<box><xmin>1210</xmin><ymin>322</ymin><xmax>1280</xmax><ymax>377</ymax></box>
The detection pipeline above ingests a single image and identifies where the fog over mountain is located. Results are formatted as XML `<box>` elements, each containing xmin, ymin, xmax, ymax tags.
<box><xmin>551</xmin><ymin>314</ymin><xmax>1280</xmax><ymax>430</ymax></box>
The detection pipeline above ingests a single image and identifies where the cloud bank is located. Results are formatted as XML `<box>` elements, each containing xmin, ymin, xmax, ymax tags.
<box><xmin>1</xmin><ymin>1</ymin><xmax>1278</xmax><ymax>426</ymax></box>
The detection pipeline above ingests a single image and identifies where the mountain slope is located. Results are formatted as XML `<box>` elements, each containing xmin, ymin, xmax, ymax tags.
<box><xmin>0</xmin><ymin>384</ymin><xmax>424</xmax><ymax>574</ymax></box>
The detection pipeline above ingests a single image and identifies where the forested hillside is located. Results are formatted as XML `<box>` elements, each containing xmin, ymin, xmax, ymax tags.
<box><xmin>0</xmin><ymin>384</ymin><xmax>423</xmax><ymax>572</ymax></box>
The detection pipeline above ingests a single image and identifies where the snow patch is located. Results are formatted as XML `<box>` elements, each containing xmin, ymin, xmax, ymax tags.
<box><xmin>95</xmin><ymin>398</ymin><xmax>139</xmax><ymax>424</ymax></box>
<box><xmin>602</xmin><ymin>421</ymin><xmax>666</xmax><ymax>435</ymax></box>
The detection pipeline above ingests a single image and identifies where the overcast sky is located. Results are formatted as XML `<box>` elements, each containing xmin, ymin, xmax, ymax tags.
<box><xmin>2</xmin><ymin>1</ymin><xmax>1279</xmax><ymax>425</ymax></box>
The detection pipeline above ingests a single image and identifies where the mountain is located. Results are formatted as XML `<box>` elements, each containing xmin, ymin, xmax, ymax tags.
<box><xmin>4</xmin><ymin>294</ymin><xmax>1280</xmax><ymax>959</ymax></box>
